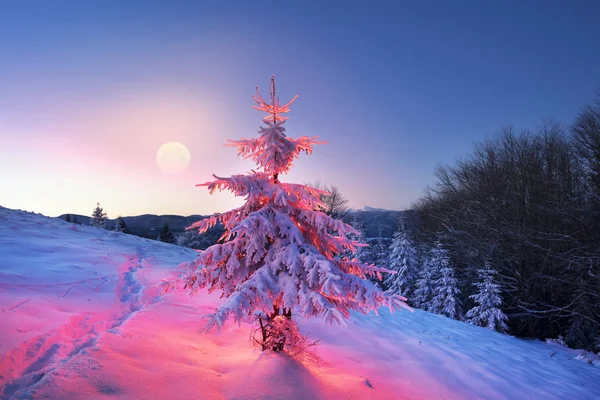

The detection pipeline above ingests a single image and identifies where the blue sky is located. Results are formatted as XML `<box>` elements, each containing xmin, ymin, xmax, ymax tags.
<box><xmin>1</xmin><ymin>1</ymin><xmax>599</xmax><ymax>217</ymax></box>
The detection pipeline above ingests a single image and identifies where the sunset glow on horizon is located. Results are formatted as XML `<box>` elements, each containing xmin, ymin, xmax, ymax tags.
<box><xmin>1</xmin><ymin>1</ymin><xmax>599</xmax><ymax>219</ymax></box>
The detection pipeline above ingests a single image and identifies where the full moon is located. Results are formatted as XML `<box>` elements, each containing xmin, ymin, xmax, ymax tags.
<box><xmin>156</xmin><ymin>142</ymin><xmax>191</xmax><ymax>174</ymax></box>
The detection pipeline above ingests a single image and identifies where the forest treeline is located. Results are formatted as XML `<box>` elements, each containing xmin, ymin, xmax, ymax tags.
<box><xmin>411</xmin><ymin>96</ymin><xmax>600</xmax><ymax>350</ymax></box>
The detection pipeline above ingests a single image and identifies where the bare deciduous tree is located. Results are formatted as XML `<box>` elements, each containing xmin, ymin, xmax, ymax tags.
<box><xmin>308</xmin><ymin>181</ymin><xmax>349</xmax><ymax>219</ymax></box>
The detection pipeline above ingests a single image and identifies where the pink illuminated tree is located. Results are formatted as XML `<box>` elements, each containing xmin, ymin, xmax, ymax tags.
<box><xmin>169</xmin><ymin>76</ymin><xmax>409</xmax><ymax>351</ymax></box>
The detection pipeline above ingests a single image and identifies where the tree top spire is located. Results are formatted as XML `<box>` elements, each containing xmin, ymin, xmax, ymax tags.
<box><xmin>252</xmin><ymin>75</ymin><xmax>298</xmax><ymax>124</ymax></box>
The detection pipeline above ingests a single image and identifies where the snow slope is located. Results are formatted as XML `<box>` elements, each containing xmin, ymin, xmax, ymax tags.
<box><xmin>1</xmin><ymin>206</ymin><xmax>599</xmax><ymax>400</ymax></box>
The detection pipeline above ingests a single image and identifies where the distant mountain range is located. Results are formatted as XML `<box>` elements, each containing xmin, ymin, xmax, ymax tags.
<box><xmin>58</xmin><ymin>214</ymin><xmax>205</xmax><ymax>239</ymax></box>
<box><xmin>348</xmin><ymin>206</ymin><xmax>396</xmax><ymax>213</ymax></box>
<box><xmin>58</xmin><ymin>208</ymin><xmax>406</xmax><ymax>239</ymax></box>
<box><xmin>345</xmin><ymin>209</ymin><xmax>405</xmax><ymax>237</ymax></box>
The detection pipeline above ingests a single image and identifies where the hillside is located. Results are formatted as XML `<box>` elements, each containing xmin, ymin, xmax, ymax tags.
<box><xmin>1</xmin><ymin>207</ymin><xmax>599</xmax><ymax>399</ymax></box>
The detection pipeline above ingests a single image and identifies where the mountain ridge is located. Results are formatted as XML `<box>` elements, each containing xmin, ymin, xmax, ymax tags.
<box><xmin>58</xmin><ymin>209</ymin><xmax>407</xmax><ymax>239</ymax></box>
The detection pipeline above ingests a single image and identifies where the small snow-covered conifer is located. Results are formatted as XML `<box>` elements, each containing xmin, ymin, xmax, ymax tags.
<box><xmin>430</xmin><ymin>256</ymin><xmax>461</xmax><ymax>319</ymax></box>
<box><xmin>90</xmin><ymin>202</ymin><xmax>108</xmax><ymax>229</ymax></box>
<box><xmin>115</xmin><ymin>216</ymin><xmax>129</xmax><ymax>233</ymax></box>
<box><xmin>384</xmin><ymin>219</ymin><xmax>419</xmax><ymax>297</ymax></box>
<box><xmin>413</xmin><ymin>241</ymin><xmax>447</xmax><ymax>311</ymax></box>
<box><xmin>465</xmin><ymin>265</ymin><xmax>508</xmax><ymax>332</ymax></box>
<box><xmin>159</xmin><ymin>222</ymin><xmax>174</xmax><ymax>243</ymax></box>
<box><xmin>168</xmin><ymin>76</ymin><xmax>409</xmax><ymax>343</ymax></box>
<box><xmin>413</xmin><ymin>255</ymin><xmax>434</xmax><ymax>310</ymax></box>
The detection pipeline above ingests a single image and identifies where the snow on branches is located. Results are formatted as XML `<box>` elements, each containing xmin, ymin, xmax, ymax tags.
<box><xmin>465</xmin><ymin>265</ymin><xmax>508</xmax><ymax>333</ymax></box>
<box><xmin>252</xmin><ymin>74</ymin><xmax>298</xmax><ymax>124</ymax></box>
<box><xmin>227</xmin><ymin>124</ymin><xmax>323</xmax><ymax>176</ymax></box>
<box><xmin>413</xmin><ymin>241</ymin><xmax>460</xmax><ymax>318</ymax></box>
<box><xmin>385</xmin><ymin>220</ymin><xmax>419</xmax><ymax>297</ymax></box>
<box><xmin>169</xmin><ymin>76</ymin><xmax>410</xmax><ymax>335</ymax></box>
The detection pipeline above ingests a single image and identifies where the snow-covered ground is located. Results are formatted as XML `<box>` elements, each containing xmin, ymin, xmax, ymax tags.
<box><xmin>1</xmin><ymin>206</ymin><xmax>599</xmax><ymax>400</ymax></box>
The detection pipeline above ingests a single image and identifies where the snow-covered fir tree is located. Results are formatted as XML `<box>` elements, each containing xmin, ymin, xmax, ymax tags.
<box><xmin>168</xmin><ymin>76</ymin><xmax>409</xmax><ymax>350</ymax></box>
<box><xmin>413</xmin><ymin>241</ymin><xmax>447</xmax><ymax>311</ymax></box>
<box><xmin>384</xmin><ymin>219</ymin><xmax>419</xmax><ymax>297</ymax></box>
<box><xmin>115</xmin><ymin>216</ymin><xmax>129</xmax><ymax>233</ymax></box>
<box><xmin>90</xmin><ymin>202</ymin><xmax>108</xmax><ymax>229</ymax></box>
<box><xmin>413</xmin><ymin>254</ymin><xmax>435</xmax><ymax>310</ymax></box>
<box><xmin>159</xmin><ymin>222</ymin><xmax>174</xmax><ymax>243</ymax></box>
<box><xmin>465</xmin><ymin>265</ymin><xmax>508</xmax><ymax>332</ymax></box>
<box><xmin>430</xmin><ymin>255</ymin><xmax>461</xmax><ymax>319</ymax></box>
